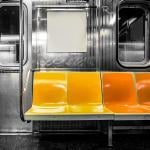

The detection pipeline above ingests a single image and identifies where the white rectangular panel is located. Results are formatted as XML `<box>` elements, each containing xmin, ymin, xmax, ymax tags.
<box><xmin>47</xmin><ymin>11</ymin><xmax>87</xmax><ymax>52</ymax></box>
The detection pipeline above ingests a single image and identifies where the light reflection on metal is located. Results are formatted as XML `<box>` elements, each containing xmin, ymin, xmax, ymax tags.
<box><xmin>0</xmin><ymin>44</ymin><xmax>16</xmax><ymax>51</ymax></box>
<box><xmin>32</xmin><ymin>0</ymin><xmax>97</xmax><ymax>69</ymax></box>
<box><xmin>23</xmin><ymin>70</ymin><xmax>31</xmax><ymax>93</ymax></box>
<box><xmin>1</xmin><ymin>35</ymin><xmax>19</xmax><ymax>42</ymax></box>
<box><xmin>109</xmin><ymin>14</ymin><xmax>116</xmax><ymax>25</ymax></box>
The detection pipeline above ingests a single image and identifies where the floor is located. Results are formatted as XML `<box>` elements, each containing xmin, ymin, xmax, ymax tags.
<box><xmin>0</xmin><ymin>133</ymin><xmax>150</xmax><ymax>150</ymax></box>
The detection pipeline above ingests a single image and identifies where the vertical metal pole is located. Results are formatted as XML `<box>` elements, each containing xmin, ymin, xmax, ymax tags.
<box><xmin>108</xmin><ymin>121</ymin><xmax>113</xmax><ymax>147</ymax></box>
<box><xmin>19</xmin><ymin>0</ymin><xmax>25</xmax><ymax>122</ymax></box>
<box><xmin>96</xmin><ymin>0</ymin><xmax>101</xmax><ymax>71</ymax></box>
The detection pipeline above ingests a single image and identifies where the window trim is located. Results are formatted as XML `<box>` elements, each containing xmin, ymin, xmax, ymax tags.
<box><xmin>117</xmin><ymin>2</ymin><xmax>150</xmax><ymax>68</ymax></box>
<box><xmin>0</xmin><ymin>2</ymin><xmax>28</xmax><ymax>68</ymax></box>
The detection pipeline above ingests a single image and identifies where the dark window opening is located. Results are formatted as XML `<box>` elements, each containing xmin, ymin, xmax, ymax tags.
<box><xmin>118</xmin><ymin>5</ymin><xmax>149</xmax><ymax>67</ymax></box>
<box><xmin>0</xmin><ymin>4</ymin><xmax>27</xmax><ymax>68</ymax></box>
<box><xmin>0</xmin><ymin>6</ymin><xmax>19</xmax><ymax>35</ymax></box>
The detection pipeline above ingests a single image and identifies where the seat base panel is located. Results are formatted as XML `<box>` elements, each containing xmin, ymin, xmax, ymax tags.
<box><xmin>25</xmin><ymin>105</ymin><xmax>113</xmax><ymax>121</ymax></box>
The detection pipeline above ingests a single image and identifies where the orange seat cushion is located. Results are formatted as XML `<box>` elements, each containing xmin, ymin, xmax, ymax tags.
<box><xmin>136</xmin><ymin>73</ymin><xmax>150</xmax><ymax>106</ymax></box>
<box><xmin>102</xmin><ymin>72</ymin><xmax>150</xmax><ymax>114</ymax></box>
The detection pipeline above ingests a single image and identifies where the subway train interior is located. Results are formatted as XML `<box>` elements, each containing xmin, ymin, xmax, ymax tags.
<box><xmin>1</xmin><ymin>0</ymin><xmax>150</xmax><ymax>149</ymax></box>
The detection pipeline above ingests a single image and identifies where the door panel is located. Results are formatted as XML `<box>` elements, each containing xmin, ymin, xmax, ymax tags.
<box><xmin>0</xmin><ymin>73</ymin><xmax>31</xmax><ymax>132</ymax></box>
<box><xmin>0</xmin><ymin>1</ymin><xmax>32</xmax><ymax>132</ymax></box>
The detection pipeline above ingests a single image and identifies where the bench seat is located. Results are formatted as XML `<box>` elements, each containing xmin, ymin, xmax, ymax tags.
<box><xmin>25</xmin><ymin>105</ymin><xmax>112</xmax><ymax>121</ymax></box>
<box><xmin>25</xmin><ymin>71</ymin><xmax>150</xmax><ymax>121</ymax></box>
<box><xmin>102</xmin><ymin>72</ymin><xmax>150</xmax><ymax>120</ymax></box>
<box><xmin>25</xmin><ymin>71</ymin><xmax>113</xmax><ymax>121</ymax></box>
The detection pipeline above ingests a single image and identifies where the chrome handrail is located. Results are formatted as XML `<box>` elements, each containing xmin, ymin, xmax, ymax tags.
<box><xmin>19</xmin><ymin>0</ymin><xmax>25</xmax><ymax>122</ymax></box>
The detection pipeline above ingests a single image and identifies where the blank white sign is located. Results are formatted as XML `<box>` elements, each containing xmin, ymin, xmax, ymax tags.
<box><xmin>47</xmin><ymin>11</ymin><xmax>87</xmax><ymax>53</ymax></box>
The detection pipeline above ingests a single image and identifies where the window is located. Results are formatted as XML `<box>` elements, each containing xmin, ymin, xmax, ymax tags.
<box><xmin>118</xmin><ymin>4</ymin><xmax>149</xmax><ymax>67</ymax></box>
<box><xmin>0</xmin><ymin>3</ymin><xmax>27</xmax><ymax>68</ymax></box>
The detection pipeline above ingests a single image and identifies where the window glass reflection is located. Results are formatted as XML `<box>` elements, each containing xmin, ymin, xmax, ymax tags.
<box><xmin>119</xmin><ymin>7</ymin><xmax>146</xmax><ymax>64</ymax></box>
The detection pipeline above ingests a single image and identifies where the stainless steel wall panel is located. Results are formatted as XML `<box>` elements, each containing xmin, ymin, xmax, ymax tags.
<box><xmin>32</xmin><ymin>1</ymin><xmax>98</xmax><ymax>71</ymax></box>
<box><xmin>0</xmin><ymin>73</ymin><xmax>31</xmax><ymax>132</ymax></box>
<box><xmin>99</xmin><ymin>0</ymin><xmax>118</xmax><ymax>70</ymax></box>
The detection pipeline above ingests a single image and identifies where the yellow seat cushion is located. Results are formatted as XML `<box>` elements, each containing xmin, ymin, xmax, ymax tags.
<box><xmin>67</xmin><ymin>72</ymin><xmax>104</xmax><ymax>113</ymax></box>
<box><xmin>25</xmin><ymin>71</ymin><xmax>68</xmax><ymax>117</ymax></box>
<box><xmin>68</xmin><ymin>105</ymin><xmax>112</xmax><ymax>114</ymax></box>
<box><xmin>32</xmin><ymin>71</ymin><xmax>67</xmax><ymax>107</ymax></box>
